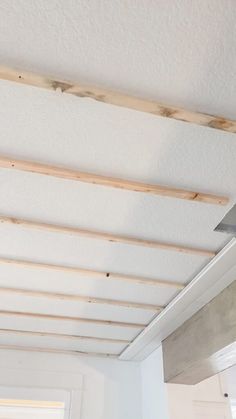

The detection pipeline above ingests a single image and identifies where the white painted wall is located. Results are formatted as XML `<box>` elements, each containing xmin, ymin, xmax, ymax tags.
<box><xmin>3</xmin><ymin>345</ymin><xmax>232</xmax><ymax>419</ymax></box>
<box><xmin>141</xmin><ymin>346</ymin><xmax>169</xmax><ymax>419</ymax></box>
<box><xmin>167</xmin><ymin>373</ymin><xmax>232</xmax><ymax>419</ymax></box>
<box><xmin>222</xmin><ymin>365</ymin><xmax>236</xmax><ymax>398</ymax></box>
<box><xmin>2</xmin><ymin>346</ymin><xmax>234</xmax><ymax>419</ymax></box>
<box><xmin>0</xmin><ymin>346</ymin><xmax>171</xmax><ymax>419</ymax></box>
<box><xmin>221</xmin><ymin>365</ymin><xmax>236</xmax><ymax>418</ymax></box>
<box><xmin>0</xmin><ymin>349</ymin><xmax>142</xmax><ymax>419</ymax></box>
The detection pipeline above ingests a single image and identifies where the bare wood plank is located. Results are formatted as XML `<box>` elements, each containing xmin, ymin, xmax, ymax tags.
<box><xmin>0</xmin><ymin>216</ymin><xmax>216</xmax><ymax>257</ymax></box>
<box><xmin>0</xmin><ymin>286</ymin><xmax>162</xmax><ymax>312</ymax></box>
<box><xmin>0</xmin><ymin>328</ymin><xmax>130</xmax><ymax>344</ymax></box>
<box><xmin>0</xmin><ymin>310</ymin><xmax>144</xmax><ymax>330</ymax></box>
<box><xmin>0</xmin><ymin>257</ymin><xmax>184</xmax><ymax>289</ymax></box>
<box><xmin>0</xmin><ymin>344</ymin><xmax>117</xmax><ymax>358</ymax></box>
<box><xmin>0</xmin><ymin>309</ymin><xmax>144</xmax><ymax>329</ymax></box>
<box><xmin>0</xmin><ymin>155</ymin><xmax>228</xmax><ymax>206</ymax></box>
<box><xmin>0</xmin><ymin>65</ymin><xmax>235</xmax><ymax>133</ymax></box>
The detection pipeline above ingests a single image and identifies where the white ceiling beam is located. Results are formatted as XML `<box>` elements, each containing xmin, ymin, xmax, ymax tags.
<box><xmin>0</xmin><ymin>155</ymin><xmax>228</xmax><ymax>205</ymax></box>
<box><xmin>0</xmin><ymin>216</ymin><xmax>216</xmax><ymax>257</ymax></box>
<box><xmin>0</xmin><ymin>257</ymin><xmax>184</xmax><ymax>289</ymax></box>
<box><xmin>0</xmin><ymin>65</ymin><xmax>235</xmax><ymax>133</ymax></box>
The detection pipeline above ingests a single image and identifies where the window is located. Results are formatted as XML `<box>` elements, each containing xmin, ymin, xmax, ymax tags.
<box><xmin>0</xmin><ymin>387</ymin><xmax>71</xmax><ymax>419</ymax></box>
<box><xmin>0</xmin><ymin>399</ymin><xmax>65</xmax><ymax>419</ymax></box>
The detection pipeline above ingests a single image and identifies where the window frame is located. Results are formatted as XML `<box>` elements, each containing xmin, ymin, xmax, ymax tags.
<box><xmin>0</xmin><ymin>386</ymin><xmax>71</xmax><ymax>419</ymax></box>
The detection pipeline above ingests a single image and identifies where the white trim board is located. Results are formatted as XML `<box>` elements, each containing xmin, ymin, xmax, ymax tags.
<box><xmin>120</xmin><ymin>238</ymin><xmax>236</xmax><ymax>361</ymax></box>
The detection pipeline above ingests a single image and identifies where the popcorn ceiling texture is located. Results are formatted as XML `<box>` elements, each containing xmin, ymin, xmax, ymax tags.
<box><xmin>0</xmin><ymin>0</ymin><xmax>235</xmax><ymax>355</ymax></box>
<box><xmin>0</xmin><ymin>0</ymin><xmax>236</xmax><ymax>117</ymax></box>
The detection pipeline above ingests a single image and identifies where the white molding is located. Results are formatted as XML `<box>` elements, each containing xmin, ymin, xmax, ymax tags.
<box><xmin>119</xmin><ymin>238</ymin><xmax>236</xmax><ymax>361</ymax></box>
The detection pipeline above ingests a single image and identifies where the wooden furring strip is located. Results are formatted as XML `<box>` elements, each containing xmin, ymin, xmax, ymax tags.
<box><xmin>0</xmin><ymin>286</ymin><xmax>162</xmax><ymax>312</ymax></box>
<box><xmin>0</xmin><ymin>216</ymin><xmax>216</xmax><ymax>257</ymax></box>
<box><xmin>0</xmin><ymin>155</ymin><xmax>228</xmax><ymax>205</ymax></box>
<box><xmin>0</xmin><ymin>65</ymin><xmax>235</xmax><ymax>133</ymax></box>
<box><xmin>0</xmin><ymin>257</ymin><xmax>184</xmax><ymax>289</ymax></box>
<box><xmin>0</xmin><ymin>309</ymin><xmax>145</xmax><ymax>329</ymax></box>
<box><xmin>0</xmin><ymin>344</ymin><xmax>117</xmax><ymax>358</ymax></box>
<box><xmin>0</xmin><ymin>328</ymin><xmax>130</xmax><ymax>344</ymax></box>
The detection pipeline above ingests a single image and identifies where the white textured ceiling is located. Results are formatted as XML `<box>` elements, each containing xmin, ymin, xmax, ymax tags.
<box><xmin>0</xmin><ymin>0</ymin><xmax>235</xmax><ymax>357</ymax></box>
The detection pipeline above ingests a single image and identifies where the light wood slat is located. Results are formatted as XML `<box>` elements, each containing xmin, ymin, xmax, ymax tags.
<box><xmin>0</xmin><ymin>286</ymin><xmax>162</xmax><ymax>312</ymax></box>
<box><xmin>0</xmin><ymin>328</ymin><xmax>130</xmax><ymax>344</ymax></box>
<box><xmin>0</xmin><ymin>344</ymin><xmax>117</xmax><ymax>358</ymax></box>
<box><xmin>0</xmin><ymin>257</ymin><xmax>184</xmax><ymax>289</ymax></box>
<box><xmin>0</xmin><ymin>309</ymin><xmax>144</xmax><ymax>329</ymax></box>
<box><xmin>0</xmin><ymin>155</ymin><xmax>228</xmax><ymax>205</ymax></box>
<box><xmin>0</xmin><ymin>65</ymin><xmax>236</xmax><ymax>133</ymax></box>
<box><xmin>0</xmin><ymin>216</ymin><xmax>216</xmax><ymax>257</ymax></box>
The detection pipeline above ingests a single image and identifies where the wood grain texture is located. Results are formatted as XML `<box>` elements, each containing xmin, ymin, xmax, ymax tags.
<box><xmin>0</xmin><ymin>286</ymin><xmax>162</xmax><ymax>312</ymax></box>
<box><xmin>0</xmin><ymin>257</ymin><xmax>184</xmax><ymax>289</ymax></box>
<box><xmin>0</xmin><ymin>65</ymin><xmax>236</xmax><ymax>133</ymax></box>
<box><xmin>0</xmin><ymin>309</ymin><xmax>145</xmax><ymax>329</ymax></box>
<box><xmin>0</xmin><ymin>328</ymin><xmax>130</xmax><ymax>344</ymax></box>
<box><xmin>0</xmin><ymin>155</ymin><xmax>228</xmax><ymax>205</ymax></box>
<box><xmin>0</xmin><ymin>216</ymin><xmax>216</xmax><ymax>257</ymax></box>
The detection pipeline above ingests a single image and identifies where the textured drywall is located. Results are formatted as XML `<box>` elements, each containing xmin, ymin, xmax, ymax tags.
<box><xmin>1</xmin><ymin>0</ymin><xmax>236</xmax><ymax>119</ymax></box>
<box><xmin>0</xmin><ymin>0</ymin><xmax>235</xmax><ymax>355</ymax></box>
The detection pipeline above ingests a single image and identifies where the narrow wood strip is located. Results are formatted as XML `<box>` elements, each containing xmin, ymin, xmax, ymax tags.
<box><xmin>0</xmin><ymin>344</ymin><xmax>118</xmax><ymax>358</ymax></box>
<box><xmin>0</xmin><ymin>309</ymin><xmax>144</xmax><ymax>329</ymax></box>
<box><xmin>0</xmin><ymin>286</ymin><xmax>162</xmax><ymax>311</ymax></box>
<box><xmin>0</xmin><ymin>155</ymin><xmax>228</xmax><ymax>205</ymax></box>
<box><xmin>0</xmin><ymin>65</ymin><xmax>235</xmax><ymax>133</ymax></box>
<box><xmin>0</xmin><ymin>216</ymin><xmax>216</xmax><ymax>257</ymax></box>
<box><xmin>0</xmin><ymin>328</ymin><xmax>130</xmax><ymax>344</ymax></box>
<box><xmin>0</xmin><ymin>257</ymin><xmax>184</xmax><ymax>289</ymax></box>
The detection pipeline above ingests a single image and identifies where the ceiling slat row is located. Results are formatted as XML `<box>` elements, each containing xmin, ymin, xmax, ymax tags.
<box><xmin>0</xmin><ymin>155</ymin><xmax>228</xmax><ymax>205</ymax></box>
<box><xmin>0</xmin><ymin>257</ymin><xmax>184</xmax><ymax>289</ymax></box>
<box><xmin>0</xmin><ymin>215</ymin><xmax>216</xmax><ymax>257</ymax></box>
<box><xmin>0</xmin><ymin>65</ymin><xmax>236</xmax><ymax>133</ymax></box>
<box><xmin>0</xmin><ymin>287</ymin><xmax>163</xmax><ymax>312</ymax></box>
